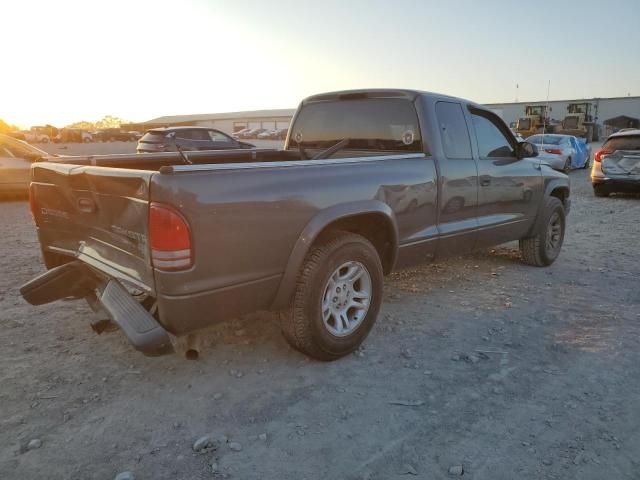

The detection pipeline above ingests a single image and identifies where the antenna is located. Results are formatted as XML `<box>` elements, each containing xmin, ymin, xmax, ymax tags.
<box><xmin>541</xmin><ymin>80</ymin><xmax>550</xmax><ymax>141</ymax></box>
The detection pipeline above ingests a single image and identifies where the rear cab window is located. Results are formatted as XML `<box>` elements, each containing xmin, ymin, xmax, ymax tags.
<box><xmin>288</xmin><ymin>97</ymin><xmax>424</xmax><ymax>157</ymax></box>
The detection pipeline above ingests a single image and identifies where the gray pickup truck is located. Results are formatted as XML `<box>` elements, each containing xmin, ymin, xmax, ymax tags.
<box><xmin>21</xmin><ymin>89</ymin><xmax>570</xmax><ymax>360</ymax></box>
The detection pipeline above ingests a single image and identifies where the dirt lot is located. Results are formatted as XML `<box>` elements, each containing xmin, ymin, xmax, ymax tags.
<box><xmin>1</xmin><ymin>154</ymin><xmax>639</xmax><ymax>479</ymax></box>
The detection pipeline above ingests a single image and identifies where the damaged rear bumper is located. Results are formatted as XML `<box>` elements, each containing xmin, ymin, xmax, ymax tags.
<box><xmin>20</xmin><ymin>261</ymin><xmax>173</xmax><ymax>356</ymax></box>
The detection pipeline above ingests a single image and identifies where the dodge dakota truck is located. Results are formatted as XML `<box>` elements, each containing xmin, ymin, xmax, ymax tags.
<box><xmin>20</xmin><ymin>89</ymin><xmax>570</xmax><ymax>360</ymax></box>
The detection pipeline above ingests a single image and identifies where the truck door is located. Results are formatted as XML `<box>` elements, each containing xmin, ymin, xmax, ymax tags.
<box><xmin>434</xmin><ymin>101</ymin><xmax>479</xmax><ymax>255</ymax></box>
<box><xmin>468</xmin><ymin>108</ymin><xmax>543</xmax><ymax>246</ymax></box>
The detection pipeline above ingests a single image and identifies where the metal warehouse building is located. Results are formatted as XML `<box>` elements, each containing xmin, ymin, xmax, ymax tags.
<box><xmin>126</xmin><ymin>109</ymin><xmax>296</xmax><ymax>135</ymax></box>
<box><xmin>486</xmin><ymin>95</ymin><xmax>640</xmax><ymax>136</ymax></box>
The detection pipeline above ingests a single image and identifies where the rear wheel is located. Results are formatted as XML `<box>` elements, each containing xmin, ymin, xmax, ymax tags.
<box><xmin>519</xmin><ymin>196</ymin><xmax>565</xmax><ymax>267</ymax></box>
<box><xmin>279</xmin><ymin>231</ymin><xmax>383</xmax><ymax>360</ymax></box>
<box><xmin>593</xmin><ymin>184</ymin><xmax>610</xmax><ymax>197</ymax></box>
<box><xmin>563</xmin><ymin>157</ymin><xmax>572</xmax><ymax>174</ymax></box>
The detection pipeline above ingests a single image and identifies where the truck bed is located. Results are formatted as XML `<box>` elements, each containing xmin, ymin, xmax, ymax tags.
<box><xmin>47</xmin><ymin>148</ymin><xmax>299</xmax><ymax>170</ymax></box>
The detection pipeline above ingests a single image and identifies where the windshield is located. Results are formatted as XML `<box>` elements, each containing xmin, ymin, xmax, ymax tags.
<box><xmin>0</xmin><ymin>134</ymin><xmax>49</xmax><ymax>158</ymax></box>
<box><xmin>288</xmin><ymin>98</ymin><xmax>422</xmax><ymax>153</ymax></box>
<box><xmin>604</xmin><ymin>135</ymin><xmax>640</xmax><ymax>151</ymax></box>
<box><xmin>527</xmin><ymin>134</ymin><xmax>564</xmax><ymax>145</ymax></box>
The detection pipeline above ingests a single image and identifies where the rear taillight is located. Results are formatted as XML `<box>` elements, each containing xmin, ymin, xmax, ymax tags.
<box><xmin>149</xmin><ymin>203</ymin><xmax>192</xmax><ymax>271</ymax></box>
<box><xmin>594</xmin><ymin>149</ymin><xmax>612</xmax><ymax>162</ymax></box>
<box><xmin>545</xmin><ymin>148</ymin><xmax>562</xmax><ymax>155</ymax></box>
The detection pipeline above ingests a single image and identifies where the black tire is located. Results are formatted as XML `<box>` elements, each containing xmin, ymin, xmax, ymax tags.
<box><xmin>279</xmin><ymin>231</ymin><xmax>384</xmax><ymax>361</ymax></box>
<box><xmin>519</xmin><ymin>196</ymin><xmax>565</xmax><ymax>267</ymax></box>
<box><xmin>563</xmin><ymin>157</ymin><xmax>572</xmax><ymax>174</ymax></box>
<box><xmin>593</xmin><ymin>184</ymin><xmax>610</xmax><ymax>197</ymax></box>
<box><xmin>582</xmin><ymin>155</ymin><xmax>590</xmax><ymax>169</ymax></box>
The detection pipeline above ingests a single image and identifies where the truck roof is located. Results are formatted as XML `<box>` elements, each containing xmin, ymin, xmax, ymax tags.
<box><xmin>302</xmin><ymin>88</ymin><xmax>485</xmax><ymax>109</ymax></box>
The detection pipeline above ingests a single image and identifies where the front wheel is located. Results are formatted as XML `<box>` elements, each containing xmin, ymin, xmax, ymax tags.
<box><xmin>519</xmin><ymin>196</ymin><xmax>565</xmax><ymax>267</ymax></box>
<box><xmin>279</xmin><ymin>231</ymin><xmax>383</xmax><ymax>360</ymax></box>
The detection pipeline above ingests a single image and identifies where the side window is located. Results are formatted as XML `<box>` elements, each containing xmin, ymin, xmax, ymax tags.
<box><xmin>190</xmin><ymin>130</ymin><xmax>211</xmax><ymax>141</ymax></box>
<box><xmin>435</xmin><ymin>102</ymin><xmax>472</xmax><ymax>159</ymax></box>
<box><xmin>471</xmin><ymin>112</ymin><xmax>515</xmax><ymax>159</ymax></box>
<box><xmin>175</xmin><ymin>130</ymin><xmax>194</xmax><ymax>140</ymax></box>
<box><xmin>209</xmin><ymin>130</ymin><xmax>233</xmax><ymax>143</ymax></box>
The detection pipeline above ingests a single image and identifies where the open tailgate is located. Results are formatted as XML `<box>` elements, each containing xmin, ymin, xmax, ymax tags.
<box><xmin>30</xmin><ymin>162</ymin><xmax>156</xmax><ymax>293</ymax></box>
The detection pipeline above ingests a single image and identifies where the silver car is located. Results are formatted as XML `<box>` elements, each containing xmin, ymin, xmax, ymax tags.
<box><xmin>591</xmin><ymin>129</ymin><xmax>640</xmax><ymax>197</ymax></box>
<box><xmin>526</xmin><ymin>134</ymin><xmax>591</xmax><ymax>173</ymax></box>
<box><xmin>0</xmin><ymin>134</ymin><xmax>49</xmax><ymax>195</ymax></box>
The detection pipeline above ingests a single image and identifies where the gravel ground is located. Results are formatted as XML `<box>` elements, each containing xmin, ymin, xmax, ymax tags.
<box><xmin>1</xmin><ymin>157</ymin><xmax>639</xmax><ymax>479</ymax></box>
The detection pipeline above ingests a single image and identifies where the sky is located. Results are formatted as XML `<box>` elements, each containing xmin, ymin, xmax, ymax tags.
<box><xmin>2</xmin><ymin>0</ymin><xmax>639</xmax><ymax>127</ymax></box>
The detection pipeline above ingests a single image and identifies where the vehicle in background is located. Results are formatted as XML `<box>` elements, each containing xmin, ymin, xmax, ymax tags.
<box><xmin>510</xmin><ymin>130</ymin><xmax>525</xmax><ymax>142</ymax></box>
<box><xmin>21</xmin><ymin>89</ymin><xmax>570</xmax><ymax>360</ymax></box>
<box><xmin>54</xmin><ymin>128</ymin><xmax>93</xmax><ymax>143</ymax></box>
<box><xmin>0</xmin><ymin>134</ymin><xmax>51</xmax><ymax>195</ymax></box>
<box><xmin>236</xmin><ymin>127</ymin><xmax>267</xmax><ymax>139</ymax></box>
<box><xmin>556</xmin><ymin>102</ymin><xmax>598</xmax><ymax>142</ymax></box>
<box><xmin>591</xmin><ymin>129</ymin><xmax>640</xmax><ymax>197</ymax></box>
<box><xmin>136</xmin><ymin>126</ymin><xmax>254</xmax><ymax>153</ymax></box>
<box><xmin>257</xmin><ymin>129</ymin><xmax>276</xmax><ymax>139</ymax></box>
<box><xmin>94</xmin><ymin>128</ymin><xmax>138</xmax><ymax>142</ymax></box>
<box><xmin>526</xmin><ymin>134</ymin><xmax>591</xmax><ymax>172</ymax></box>
<box><xmin>232</xmin><ymin>128</ymin><xmax>251</xmax><ymax>139</ymax></box>
<box><xmin>257</xmin><ymin>128</ymin><xmax>288</xmax><ymax>140</ymax></box>
<box><xmin>515</xmin><ymin>105</ymin><xmax>558</xmax><ymax>138</ymax></box>
<box><xmin>11</xmin><ymin>126</ymin><xmax>58</xmax><ymax>144</ymax></box>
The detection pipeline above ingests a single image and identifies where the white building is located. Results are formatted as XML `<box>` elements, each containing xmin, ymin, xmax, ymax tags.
<box><xmin>132</xmin><ymin>109</ymin><xmax>295</xmax><ymax>135</ymax></box>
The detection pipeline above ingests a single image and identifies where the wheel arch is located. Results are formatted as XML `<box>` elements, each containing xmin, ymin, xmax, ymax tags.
<box><xmin>525</xmin><ymin>178</ymin><xmax>570</xmax><ymax>238</ymax></box>
<box><xmin>271</xmin><ymin>201</ymin><xmax>398</xmax><ymax>310</ymax></box>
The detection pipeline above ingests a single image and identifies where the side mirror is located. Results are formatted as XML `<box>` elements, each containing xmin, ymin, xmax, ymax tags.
<box><xmin>517</xmin><ymin>141</ymin><xmax>538</xmax><ymax>159</ymax></box>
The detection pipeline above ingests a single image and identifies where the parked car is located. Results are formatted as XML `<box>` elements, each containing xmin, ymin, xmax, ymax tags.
<box><xmin>12</xmin><ymin>127</ymin><xmax>55</xmax><ymax>144</ymax></box>
<box><xmin>95</xmin><ymin>128</ymin><xmax>138</xmax><ymax>142</ymax></box>
<box><xmin>257</xmin><ymin>129</ymin><xmax>276</xmax><ymax>139</ymax></box>
<box><xmin>54</xmin><ymin>128</ymin><xmax>93</xmax><ymax>143</ymax></box>
<box><xmin>526</xmin><ymin>134</ymin><xmax>591</xmax><ymax>172</ymax></box>
<box><xmin>136</xmin><ymin>127</ymin><xmax>255</xmax><ymax>153</ymax></box>
<box><xmin>21</xmin><ymin>89</ymin><xmax>570</xmax><ymax>360</ymax></box>
<box><xmin>256</xmin><ymin>128</ymin><xmax>288</xmax><ymax>140</ymax></box>
<box><xmin>236</xmin><ymin>127</ymin><xmax>267</xmax><ymax>139</ymax></box>
<box><xmin>232</xmin><ymin>128</ymin><xmax>251</xmax><ymax>139</ymax></box>
<box><xmin>591</xmin><ymin>129</ymin><xmax>640</xmax><ymax>197</ymax></box>
<box><xmin>0</xmin><ymin>134</ymin><xmax>50</xmax><ymax>195</ymax></box>
<box><xmin>511</xmin><ymin>130</ymin><xmax>525</xmax><ymax>143</ymax></box>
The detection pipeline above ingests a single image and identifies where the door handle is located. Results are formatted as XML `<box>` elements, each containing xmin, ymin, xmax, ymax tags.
<box><xmin>479</xmin><ymin>176</ymin><xmax>491</xmax><ymax>187</ymax></box>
